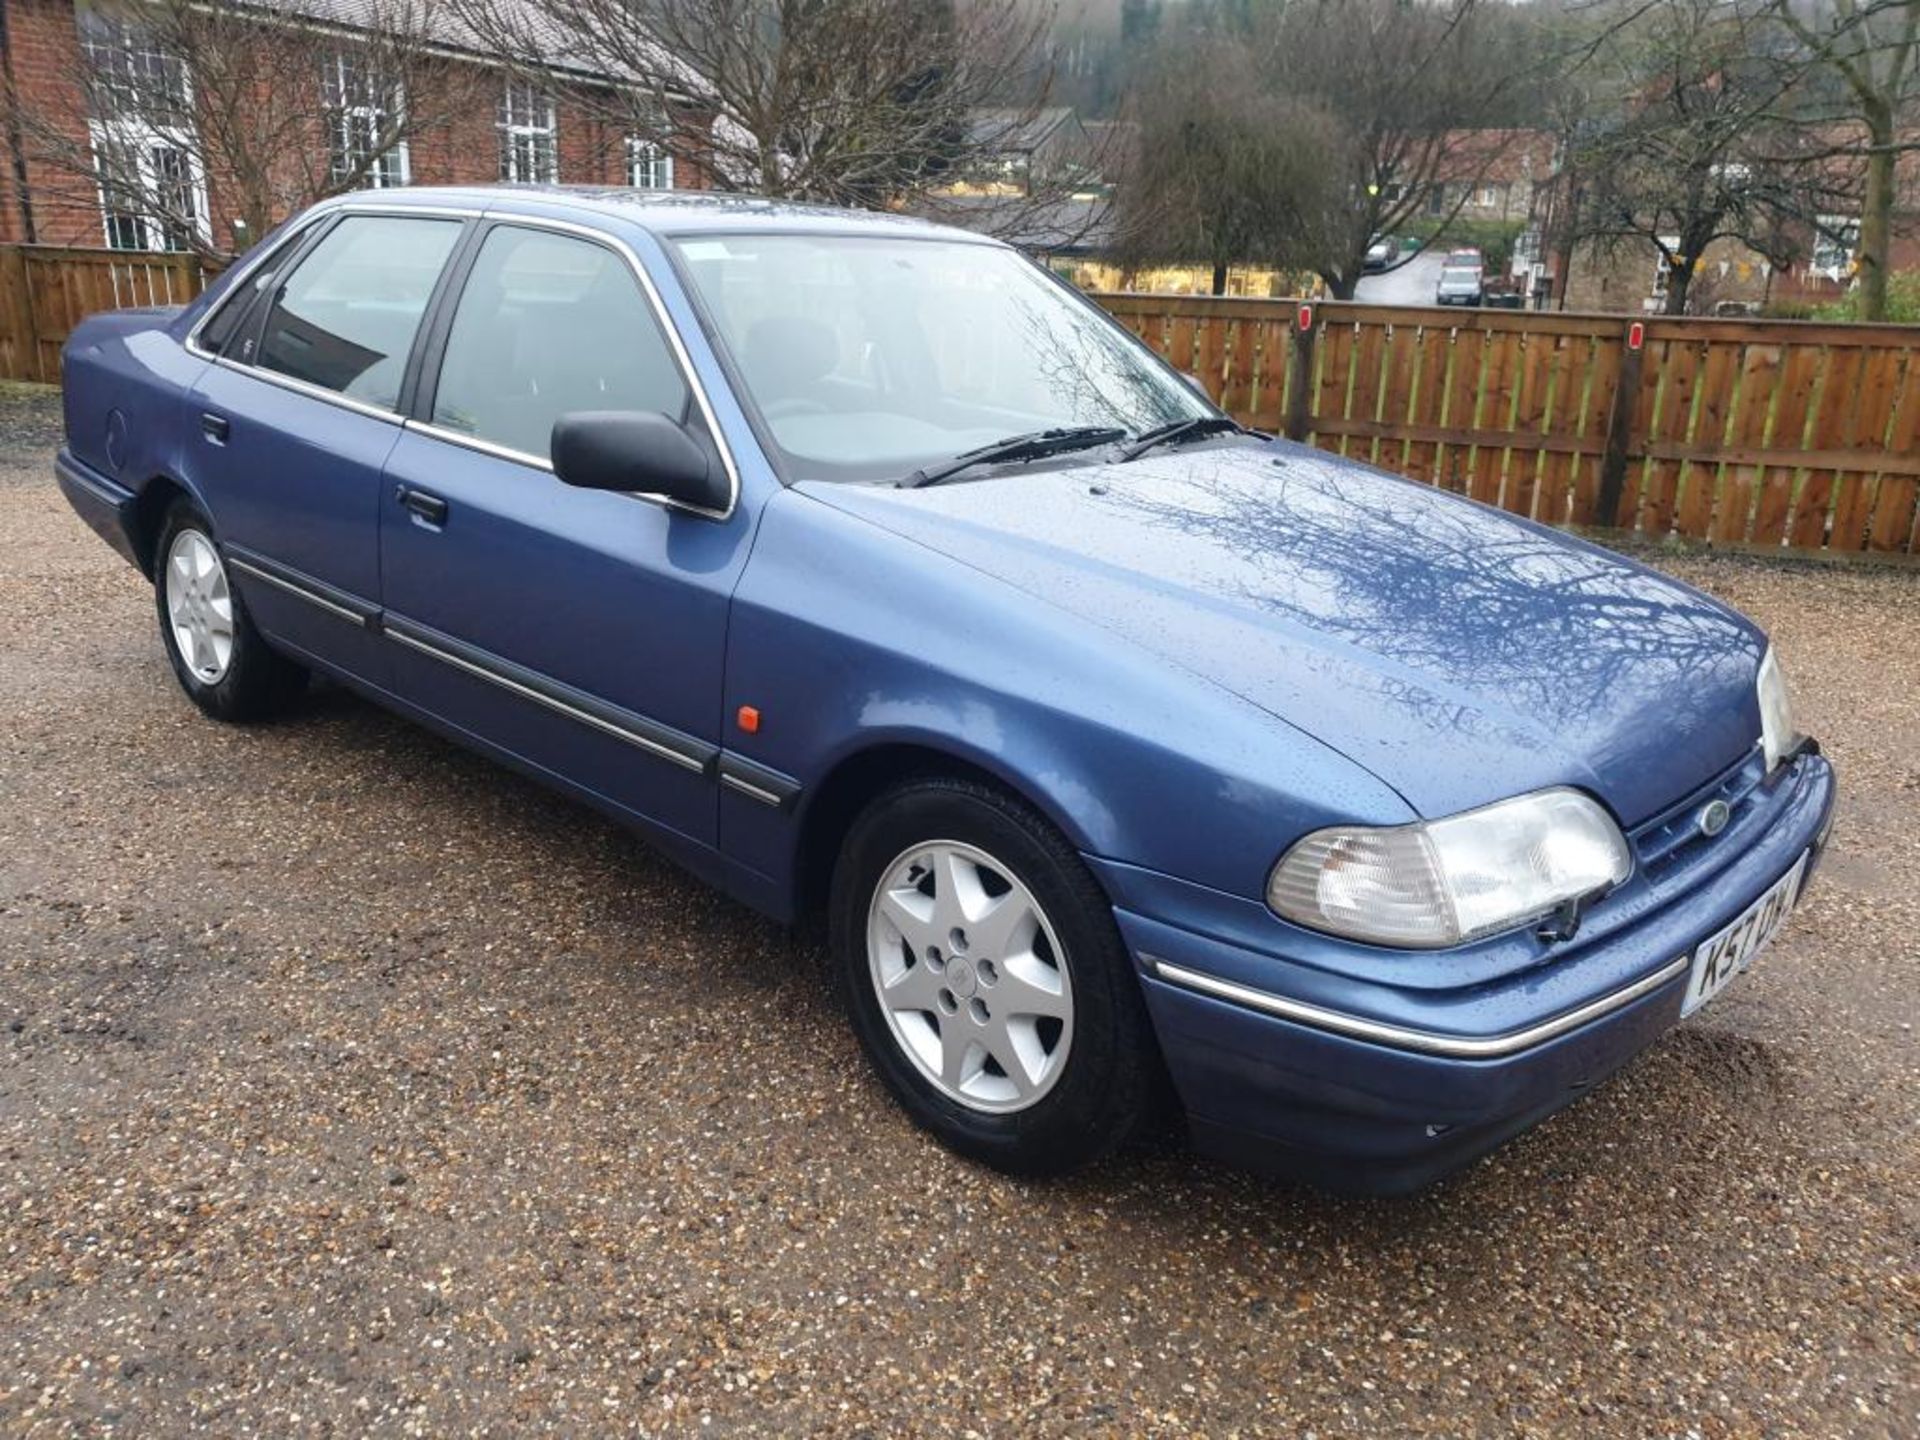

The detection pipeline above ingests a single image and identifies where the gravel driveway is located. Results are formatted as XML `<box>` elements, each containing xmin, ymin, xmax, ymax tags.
<box><xmin>3</xmin><ymin>387</ymin><xmax>1915</xmax><ymax>1437</ymax></box>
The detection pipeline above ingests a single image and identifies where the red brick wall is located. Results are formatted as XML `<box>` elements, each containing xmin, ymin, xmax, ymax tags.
<box><xmin>1</xmin><ymin>0</ymin><xmax>106</xmax><ymax>246</ymax></box>
<box><xmin>406</xmin><ymin>60</ymin><xmax>502</xmax><ymax>189</ymax></box>
<box><xmin>1</xmin><ymin>3</ymin><xmax>715</xmax><ymax>253</ymax></box>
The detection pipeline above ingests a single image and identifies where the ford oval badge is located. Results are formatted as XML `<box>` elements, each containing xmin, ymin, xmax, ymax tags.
<box><xmin>1696</xmin><ymin>799</ymin><xmax>1731</xmax><ymax>838</ymax></box>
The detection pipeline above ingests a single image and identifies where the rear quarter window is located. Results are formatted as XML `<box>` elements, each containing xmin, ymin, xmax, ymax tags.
<box><xmin>196</xmin><ymin>221</ymin><xmax>316</xmax><ymax>357</ymax></box>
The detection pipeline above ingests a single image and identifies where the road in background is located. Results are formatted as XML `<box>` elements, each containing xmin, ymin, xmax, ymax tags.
<box><xmin>1354</xmin><ymin>249</ymin><xmax>1447</xmax><ymax>305</ymax></box>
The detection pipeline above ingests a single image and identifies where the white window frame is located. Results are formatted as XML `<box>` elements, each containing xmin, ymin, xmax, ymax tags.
<box><xmin>499</xmin><ymin>82</ymin><xmax>558</xmax><ymax>184</ymax></box>
<box><xmin>90</xmin><ymin>119</ymin><xmax>210</xmax><ymax>252</ymax></box>
<box><xmin>1647</xmin><ymin>233</ymin><xmax>1681</xmax><ymax>310</ymax></box>
<box><xmin>325</xmin><ymin>52</ymin><xmax>409</xmax><ymax>191</ymax></box>
<box><xmin>626</xmin><ymin>134</ymin><xmax>674</xmax><ymax>190</ymax></box>
<box><xmin>1809</xmin><ymin>214</ymin><xmax>1858</xmax><ymax>282</ymax></box>
<box><xmin>78</xmin><ymin>5</ymin><xmax>208</xmax><ymax>252</ymax></box>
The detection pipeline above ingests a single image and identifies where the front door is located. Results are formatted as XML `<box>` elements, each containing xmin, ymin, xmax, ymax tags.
<box><xmin>188</xmin><ymin>212</ymin><xmax>465</xmax><ymax>683</ymax></box>
<box><xmin>378</xmin><ymin>221</ymin><xmax>749</xmax><ymax>848</ymax></box>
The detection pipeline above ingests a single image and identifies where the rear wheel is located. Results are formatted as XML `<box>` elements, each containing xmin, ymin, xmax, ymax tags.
<box><xmin>830</xmin><ymin>776</ymin><xmax>1157</xmax><ymax>1175</ymax></box>
<box><xmin>154</xmin><ymin>501</ymin><xmax>306</xmax><ymax>722</ymax></box>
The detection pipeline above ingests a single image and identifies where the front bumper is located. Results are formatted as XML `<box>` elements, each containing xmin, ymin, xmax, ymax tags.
<box><xmin>1112</xmin><ymin>750</ymin><xmax>1836</xmax><ymax>1194</ymax></box>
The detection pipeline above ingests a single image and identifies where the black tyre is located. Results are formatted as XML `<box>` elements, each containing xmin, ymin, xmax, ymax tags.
<box><xmin>153</xmin><ymin>500</ymin><xmax>306</xmax><ymax>722</ymax></box>
<box><xmin>829</xmin><ymin>776</ymin><xmax>1159</xmax><ymax>1175</ymax></box>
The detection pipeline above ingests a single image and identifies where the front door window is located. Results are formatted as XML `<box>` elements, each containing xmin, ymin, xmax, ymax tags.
<box><xmin>429</xmin><ymin>225</ymin><xmax>689</xmax><ymax>460</ymax></box>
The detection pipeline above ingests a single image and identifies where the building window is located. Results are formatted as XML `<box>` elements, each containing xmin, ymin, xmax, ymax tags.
<box><xmin>499</xmin><ymin>83</ymin><xmax>557</xmax><ymax>184</ymax></box>
<box><xmin>91</xmin><ymin>127</ymin><xmax>205</xmax><ymax>251</ymax></box>
<box><xmin>326</xmin><ymin>53</ymin><xmax>408</xmax><ymax>190</ymax></box>
<box><xmin>1649</xmin><ymin>234</ymin><xmax>1681</xmax><ymax>308</ymax></box>
<box><xmin>79</xmin><ymin>8</ymin><xmax>206</xmax><ymax>251</ymax></box>
<box><xmin>1426</xmin><ymin>185</ymin><xmax>1447</xmax><ymax>217</ymax></box>
<box><xmin>626</xmin><ymin>135</ymin><xmax>674</xmax><ymax>190</ymax></box>
<box><xmin>1809</xmin><ymin>215</ymin><xmax>1858</xmax><ymax>282</ymax></box>
<box><xmin>78</xmin><ymin>7</ymin><xmax>189</xmax><ymax>127</ymax></box>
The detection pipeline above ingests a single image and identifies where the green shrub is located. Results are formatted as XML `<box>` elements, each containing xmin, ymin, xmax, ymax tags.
<box><xmin>1808</xmin><ymin>272</ymin><xmax>1920</xmax><ymax>324</ymax></box>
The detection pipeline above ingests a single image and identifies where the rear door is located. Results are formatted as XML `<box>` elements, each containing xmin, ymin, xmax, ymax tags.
<box><xmin>187</xmin><ymin>210</ymin><xmax>466</xmax><ymax>683</ymax></box>
<box><xmin>378</xmin><ymin>219</ymin><xmax>751</xmax><ymax>848</ymax></box>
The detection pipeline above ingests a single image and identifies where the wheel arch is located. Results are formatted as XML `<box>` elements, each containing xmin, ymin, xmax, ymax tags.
<box><xmin>127</xmin><ymin>474</ymin><xmax>196</xmax><ymax>580</ymax></box>
<box><xmin>790</xmin><ymin>739</ymin><xmax>1100</xmax><ymax>935</ymax></box>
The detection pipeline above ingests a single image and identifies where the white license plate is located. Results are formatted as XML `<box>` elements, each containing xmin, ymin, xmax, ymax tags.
<box><xmin>1681</xmin><ymin>853</ymin><xmax>1808</xmax><ymax>1017</ymax></box>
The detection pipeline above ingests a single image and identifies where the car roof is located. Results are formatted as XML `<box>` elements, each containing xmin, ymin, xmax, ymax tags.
<box><xmin>321</xmin><ymin>184</ymin><xmax>996</xmax><ymax>244</ymax></box>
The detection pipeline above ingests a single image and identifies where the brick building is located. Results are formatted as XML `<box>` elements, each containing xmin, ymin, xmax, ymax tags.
<box><xmin>1425</xmin><ymin>129</ymin><xmax>1557</xmax><ymax>227</ymax></box>
<box><xmin>0</xmin><ymin>0</ymin><xmax>714</xmax><ymax>254</ymax></box>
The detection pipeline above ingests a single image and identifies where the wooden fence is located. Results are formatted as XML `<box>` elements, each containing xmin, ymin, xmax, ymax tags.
<box><xmin>1097</xmin><ymin>295</ymin><xmax>1920</xmax><ymax>559</ymax></box>
<box><xmin>1</xmin><ymin>244</ymin><xmax>1913</xmax><ymax>557</ymax></box>
<box><xmin>0</xmin><ymin>244</ymin><xmax>207</xmax><ymax>385</ymax></box>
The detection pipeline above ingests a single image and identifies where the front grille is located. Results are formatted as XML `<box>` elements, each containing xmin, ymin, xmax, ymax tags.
<box><xmin>1630</xmin><ymin>749</ymin><xmax>1767</xmax><ymax>881</ymax></box>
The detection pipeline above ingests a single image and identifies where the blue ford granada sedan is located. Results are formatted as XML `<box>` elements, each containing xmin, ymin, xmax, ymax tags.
<box><xmin>56</xmin><ymin>189</ymin><xmax>1835</xmax><ymax>1193</ymax></box>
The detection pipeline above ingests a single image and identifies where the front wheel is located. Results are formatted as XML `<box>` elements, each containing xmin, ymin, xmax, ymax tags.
<box><xmin>829</xmin><ymin>777</ymin><xmax>1159</xmax><ymax>1175</ymax></box>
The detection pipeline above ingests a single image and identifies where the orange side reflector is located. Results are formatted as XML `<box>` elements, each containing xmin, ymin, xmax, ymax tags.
<box><xmin>736</xmin><ymin>705</ymin><xmax>760</xmax><ymax>734</ymax></box>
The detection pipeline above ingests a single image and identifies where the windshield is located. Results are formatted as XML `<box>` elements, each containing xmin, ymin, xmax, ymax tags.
<box><xmin>672</xmin><ymin>233</ymin><xmax>1213</xmax><ymax>483</ymax></box>
<box><xmin>1441</xmin><ymin>267</ymin><xmax>1479</xmax><ymax>284</ymax></box>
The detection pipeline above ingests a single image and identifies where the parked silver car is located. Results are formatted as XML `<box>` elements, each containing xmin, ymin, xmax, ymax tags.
<box><xmin>1435</xmin><ymin>263</ymin><xmax>1484</xmax><ymax>306</ymax></box>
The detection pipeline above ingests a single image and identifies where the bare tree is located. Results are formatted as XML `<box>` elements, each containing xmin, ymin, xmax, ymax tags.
<box><xmin>1766</xmin><ymin>0</ymin><xmax>1920</xmax><ymax>321</ymax></box>
<box><xmin>1564</xmin><ymin>0</ymin><xmax>1817</xmax><ymax>314</ymax></box>
<box><xmin>2</xmin><ymin>0</ymin><xmax>485</xmax><ymax>260</ymax></box>
<box><xmin>1183</xmin><ymin>0</ymin><xmax>1537</xmax><ymax>298</ymax></box>
<box><xmin>1112</xmin><ymin>30</ymin><xmax>1347</xmax><ymax>293</ymax></box>
<box><xmin>454</xmin><ymin>0</ymin><xmax>1055</xmax><ymax>211</ymax></box>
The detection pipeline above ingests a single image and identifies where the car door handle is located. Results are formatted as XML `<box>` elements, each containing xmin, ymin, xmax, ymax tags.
<box><xmin>200</xmin><ymin>412</ymin><xmax>230</xmax><ymax>444</ymax></box>
<box><xmin>396</xmin><ymin>485</ymin><xmax>448</xmax><ymax>526</ymax></box>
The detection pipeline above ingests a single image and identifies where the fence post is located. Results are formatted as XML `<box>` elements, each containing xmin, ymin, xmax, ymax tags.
<box><xmin>1595</xmin><ymin>319</ymin><xmax>1647</xmax><ymax>529</ymax></box>
<box><xmin>0</xmin><ymin>246</ymin><xmax>32</xmax><ymax>384</ymax></box>
<box><xmin>1285</xmin><ymin>303</ymin><xmax>1316</xmax><ymax>443</ymax></box>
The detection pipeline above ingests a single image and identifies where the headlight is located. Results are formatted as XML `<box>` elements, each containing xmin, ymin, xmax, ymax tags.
<box><xmin>1756</xmin><ymin>645</ymin><xmax>1799</xmax><ymax>773</ymax></box>
<box><xmin>1267</xmin><ymin>789</ymin><xmax>1633</xmax><ymax>949</ymax></box>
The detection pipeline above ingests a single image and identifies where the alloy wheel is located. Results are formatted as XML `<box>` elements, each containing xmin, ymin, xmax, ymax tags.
<box><xmin>866</xmin><ymin>839</ymin><xmax>1074</xmax><ymax>1113</ymax></box>
<box><xmin>164</xmin><ymin>528</ymin><xmax>235</xmax><ymax>685</ymax></box>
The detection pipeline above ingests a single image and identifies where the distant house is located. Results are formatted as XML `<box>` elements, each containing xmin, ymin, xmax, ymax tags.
<box><xmin>921</xmin><ymin>106</ymin><xmax>1122</xmax><ymax>266</ymax></box>
<box><xmin>1428</xmin><ymin>129</ymin><xmax>1559</xmax><ymax>226</ymax></box>
<box><xmin>942</xmin><ymin>107</ymin><xmax>1094</xmax><ymax>198</ymax></box>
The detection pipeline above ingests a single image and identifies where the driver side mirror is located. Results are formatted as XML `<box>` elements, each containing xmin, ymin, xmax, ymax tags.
<box><xmin>551</xmin><ymin>411</ymin><xmax>729</xmax><ymax>514</ymax></box>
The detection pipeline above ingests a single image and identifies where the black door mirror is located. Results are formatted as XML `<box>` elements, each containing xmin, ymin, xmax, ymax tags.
<box><xmin>551</xmin><ymin>411</ymin><xmax>728</xmax><ymax>513</ymax></box>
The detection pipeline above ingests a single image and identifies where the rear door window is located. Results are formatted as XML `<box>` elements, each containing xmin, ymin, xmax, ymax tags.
<box><xmin>254</xmin><ymin>214</ymin><xmax>462</xmax><ymax>410</ymax></box>
<box><xmin>428</xmin><ymin>225</ymin><xmax>689</xmax><ymax>460</ymax></box>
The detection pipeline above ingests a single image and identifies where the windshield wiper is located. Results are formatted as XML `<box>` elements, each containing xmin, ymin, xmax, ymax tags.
<box><xmin>898</xmin><ymin>425</ymin><xmax>1127</xmax><ymax>489</ymax></box>
<box><xmin>1116</xmin><ymin>415</ymin><xmax>1248</xmax><ymax>462</ymax></box>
